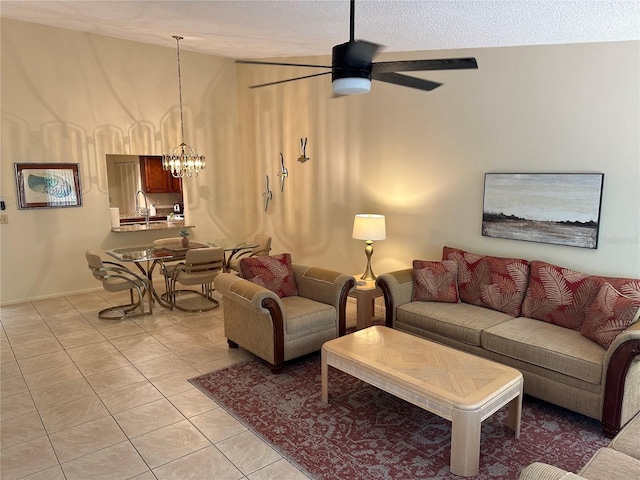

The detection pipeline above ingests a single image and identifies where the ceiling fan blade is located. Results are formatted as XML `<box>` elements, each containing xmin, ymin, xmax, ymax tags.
<box><xmin>372</xmin><ymin>57</ymin><xmax>478</xmax><ymax>74</ymax></box>
<box><xmin>249</xmin><ymin>71</ymin><xmax>331</xmax><ymax>89</ymax></box>
<box><xmin>236</xmin><ymin>59</ymin><xmax>331</xmax><ymax>69</ymax></box>
<box><xmin>372</xmin><ymin>72</ymin><xmax>442</xmax><ymax>91</ymax></box>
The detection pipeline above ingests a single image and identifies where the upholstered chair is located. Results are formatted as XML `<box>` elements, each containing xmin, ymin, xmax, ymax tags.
<box><xmin>85</xmin><ymin>250</ymin><xmax>152</xmax><ymax>319</ymax></box>
<box><xmin>214</xmin><ymin>256</ymin><xmax>355</xmax><ymax>373</ymax></box>
<box><xmin>227</xmin><ymin>234</ymin><xmax>272</xmax><ymax>274</ymax></box>
<box><xmin>161</xmin><ymin>246</ymin><xmax>224</xmax><ymax>312</ymax></box>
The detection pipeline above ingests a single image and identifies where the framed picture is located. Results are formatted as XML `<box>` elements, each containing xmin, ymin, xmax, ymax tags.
<box><xmin>15</xmin><ymin>163</ymin><xmax>82</xmax><ymax>209</ymax></box>
<box><xmin>482</xmin><ymin>173</ymin><xmax>604</xmax><ymax>249</ymax></box>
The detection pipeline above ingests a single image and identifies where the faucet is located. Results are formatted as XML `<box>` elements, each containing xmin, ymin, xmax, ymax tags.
<box><xmin>135</xmin><ymin>190</ymin><xmax>149</xmax><ymax>228</ymax></box>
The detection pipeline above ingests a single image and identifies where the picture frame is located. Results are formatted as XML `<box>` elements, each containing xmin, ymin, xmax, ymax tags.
<box><xmin>15</xmin><ymin>163</ymin><xmax>82</xmax><ymax>209</ymax></box>
<box><xmin>482</xmin><ymin>173</ymin><xmax>604</xmax><ymax>249</ymax></box>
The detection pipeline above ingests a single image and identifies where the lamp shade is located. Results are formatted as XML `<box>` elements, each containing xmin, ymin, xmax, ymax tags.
<box><xmin>352</xmin><ymin>214</ymin><xmax>386</xmax><ymax>241</ymax></box>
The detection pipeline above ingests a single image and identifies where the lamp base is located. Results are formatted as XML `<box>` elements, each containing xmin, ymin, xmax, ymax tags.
<box><xmin>360</xmin><ymin>240</ymin><xmax>376</xmax><ymax>281</ymax></box>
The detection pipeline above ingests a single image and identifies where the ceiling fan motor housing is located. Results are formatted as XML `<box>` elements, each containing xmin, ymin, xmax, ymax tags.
<box><xmin>331</xmin><ymin>41</ymin><xmax>373</xmax><ymax>81</ymax></box>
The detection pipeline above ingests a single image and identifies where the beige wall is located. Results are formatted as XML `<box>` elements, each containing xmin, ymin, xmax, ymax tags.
<box><xmin>1</xmin><ymin>18</ymin><xmax>639</xmax><ymax>304</ymax></box>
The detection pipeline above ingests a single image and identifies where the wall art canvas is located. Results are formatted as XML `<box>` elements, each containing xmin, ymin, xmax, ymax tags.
<box><xmin>15</xmin><ymin>163</ymin><xmax>82</xmax><ymax>209</ymax></box>
<box><xmin>482</xmin><ymin>173</ymin><xmax>604</xmax><ymax>249</ymax></box>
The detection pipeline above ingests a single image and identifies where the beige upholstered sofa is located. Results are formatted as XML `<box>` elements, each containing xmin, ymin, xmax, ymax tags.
<box><xmin>519</xmin><ymin>412</ymin><xmax>640</xmax><ymax>479</ymax></box>
<box><xmin>376</xmin><ymin>246</ymin><xmax>640</xmax><ymax>436</ymax></box>
<box><xmin>214</xmin><ymin>262</ymin><xmax>355</xmax><ymax>373</ymax></box>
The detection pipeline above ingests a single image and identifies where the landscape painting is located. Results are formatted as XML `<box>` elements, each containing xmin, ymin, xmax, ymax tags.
<box><xmin>482</xmin><ymin>173</ymin><xmax>604</xmax><ymax>249</ymax></box>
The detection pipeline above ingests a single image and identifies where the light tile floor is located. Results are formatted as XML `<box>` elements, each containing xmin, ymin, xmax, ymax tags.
<box><xmin>1</xmin><ymin>283</ymin><xmax>382</xmax><ymax>479</ymax></box>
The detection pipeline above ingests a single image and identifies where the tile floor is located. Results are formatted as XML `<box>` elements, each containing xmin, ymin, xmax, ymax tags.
<box><xmin>0</xmin><ymin>283</ymin><xmax>379</xmax><ymax>479</ymax></box>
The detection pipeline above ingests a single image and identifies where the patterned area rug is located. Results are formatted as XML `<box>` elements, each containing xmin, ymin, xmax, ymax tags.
<box><xmin>190</xmin><ymin>353</ymin><xmax>609</xmax><ymax>479</ymax></box>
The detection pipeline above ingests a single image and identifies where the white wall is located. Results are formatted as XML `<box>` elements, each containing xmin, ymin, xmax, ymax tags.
<box><xmin>236</xmin><ymin>42</ymin><xmax>640</xmax><ymax>280</ymax></box>
<box><xmin>1</xmin><ymin>18</ymin><xmax>639</xmax><ymax>305</ymax></box>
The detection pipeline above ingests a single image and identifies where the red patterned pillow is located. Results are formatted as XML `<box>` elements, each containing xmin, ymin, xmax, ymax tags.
<box><xmin>582</xmin><ymin>283</ymin><xmax>640</xmax><ymax>348</ymax></box>
<box><xmin>412</xmin><ymin>260</ymin><xmax>460</xmax><ymax>303</ymax></box>
<box><xmin>521</xmin><ymin>260</ymin><xmax>602</xmax><ymax>330</ymax></box>
<box><xmin>442</xmin><ymin>246</ymin><xmax>529</xmax><ymax>316</ymax></box>
<box><xmin>239</xmin><ymin>253</ymin><xmax>298</xmax><ymax>298</ymax></box>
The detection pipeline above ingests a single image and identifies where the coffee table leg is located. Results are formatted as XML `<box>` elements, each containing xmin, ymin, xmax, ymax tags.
<box><xmin>507</xmin><ymin>384</ymin><xmax>523</xmax><ymax>437</ymax></box>
<box><xmin>450</xmin><ymin>409</ymin><xmax>481</xmax><ymax>477</ymax></box>
<box><xmin>321</xmin><ymin>348</ymin><xmax>329</xmax><ymax>403</ymax></box>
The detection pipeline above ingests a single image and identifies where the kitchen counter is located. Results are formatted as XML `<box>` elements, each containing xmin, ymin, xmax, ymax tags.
<box><xmin>111</xmin><ymin>221</ymin><xmax>194</xmax><ymax>233</ymax></box>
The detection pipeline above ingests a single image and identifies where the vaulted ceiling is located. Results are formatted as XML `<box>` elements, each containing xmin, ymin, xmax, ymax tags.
<box><xmin>2</xmin><ymin>1</ymin><xmax>639</xmax><ymax>59</ymax></box>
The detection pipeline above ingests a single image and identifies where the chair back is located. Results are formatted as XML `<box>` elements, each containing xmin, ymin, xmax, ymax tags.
<box><xmin>252</xmin><ymin>234</ymin><xmax>272</xmax><ymax>257</ymax></box>
<box><xmin>183</xmin><ymin>247</ymin><xmax>224</xmax><ymax>275</ymax></box>
<box><xmin>86</xmin><ymin>250</ymin><xmax>107</xmax><ymax>280</ymax></box>
<box><xmin>153</xmin><ymin>237</ymin><xmax>183</xmax><ymax>249</ymax></box>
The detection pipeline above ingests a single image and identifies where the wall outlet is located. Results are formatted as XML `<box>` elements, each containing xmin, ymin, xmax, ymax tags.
<box><xmin>0</xmin><ymin>214</ymin><xmax>8</xmax><ymax>224</ymax></box>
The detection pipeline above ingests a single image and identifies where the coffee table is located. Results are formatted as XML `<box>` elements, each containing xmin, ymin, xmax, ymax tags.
<box><xmin>321</xmin><ymin>326</ymin><xmax>523</xmax><ymax>477</ymax></box>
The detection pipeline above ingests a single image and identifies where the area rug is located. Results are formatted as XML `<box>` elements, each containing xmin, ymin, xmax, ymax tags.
<box><xmin>190</xmin><ymin>354</ymin><xmax>609</xmax><ymax>479</ymax></box>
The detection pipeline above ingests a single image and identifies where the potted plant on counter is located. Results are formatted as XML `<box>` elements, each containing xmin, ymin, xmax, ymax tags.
<box><xmin>179</xmin><ymin>228</ymin><xmax>191</xmax><ymax>247</ymax></box>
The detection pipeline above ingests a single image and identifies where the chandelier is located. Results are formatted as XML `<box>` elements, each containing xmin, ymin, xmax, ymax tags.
<box><xmin>162</xmin><ymin>35</ymin><xmax>205</xmax><ymax>178</ymax></box>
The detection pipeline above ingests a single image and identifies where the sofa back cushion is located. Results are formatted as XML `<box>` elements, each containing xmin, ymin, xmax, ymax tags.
<box><xmin>582</xmin><ymin>282</ymin><xmax>640</xmax><ymax>348</ymax></box>
<box><xmin>521</xmin><ymin>260</ymin><xmax>601</xmax><ymax>330</ymax></box>
<box><xmin>240</xmin><ymin>253</ymin><xmax>298</xmax><ymax>298</ymax></box>
<box><xmin>412</xmin><ymin>260</ymin><xmax>460</xmax><ymax>303</ymax></box>
<box><xmin>442</xmin><ymin>246</ymin><xmax>529</xmax><ymax>316</ymax></box>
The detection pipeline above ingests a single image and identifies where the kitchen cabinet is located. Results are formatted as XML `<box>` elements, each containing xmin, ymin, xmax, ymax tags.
<box><xmin>140</xmin><ymin>156</ymin><xmax>182</xmax><ymax>193</ymax></box>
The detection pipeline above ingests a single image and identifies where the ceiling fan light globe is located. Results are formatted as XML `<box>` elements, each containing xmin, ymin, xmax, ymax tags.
<box><xmin>332</xmin><ymin>77</ymin><xmax>371</xmax><ymax>95</ymax></box>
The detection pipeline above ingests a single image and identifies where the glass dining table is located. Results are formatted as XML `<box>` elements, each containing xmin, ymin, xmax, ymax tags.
<box><xmin>106</xmin><ymin>242</ymin><xmax>208</xmax><ymax>309</ymax></box>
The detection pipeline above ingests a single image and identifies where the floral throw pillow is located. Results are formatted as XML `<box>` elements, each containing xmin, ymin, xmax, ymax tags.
<box><xmin>239</xmin><ymin>253</ymin><xmax>298</xmax><ymax>298</ymax></box>
<box><xmin>582</xmin><ymin>282</ymin><xmax>640</xmax><ymax>349</ymax></box>
<box><xmin>412</xmin><ymin>260</ymin><xmax>460</xmax><ymax>303</ymax></box>
<box><xmin>521</xmin><ymin>260</ymin><xmax>602</xmax><ymax>330</ymax></box>
<box><xmin>442</xmin><ymin>246</ymin><xmax>529</xmax><ymax>316</ymax></box>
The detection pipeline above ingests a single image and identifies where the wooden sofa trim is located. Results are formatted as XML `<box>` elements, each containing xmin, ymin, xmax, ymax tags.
<box><xmin>603</xmin><ymin>338</ymin><xmax>640</xmax><ymax>437</ymax></box>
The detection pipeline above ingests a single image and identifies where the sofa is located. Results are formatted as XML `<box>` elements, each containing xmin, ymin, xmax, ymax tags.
<box><xmin>214</xmin><ymin>254</ymin><xmax>355</xmax><ymax>372</ymax></box>
<box><xmin>376</xmin><ymin>246</ymin><xmax>640</xmax><ymax>436</ymax></box>
<box><xmin>519</xmin><ymin>411</ymin><xmax>640</xmax><ymax>479</ymax></box>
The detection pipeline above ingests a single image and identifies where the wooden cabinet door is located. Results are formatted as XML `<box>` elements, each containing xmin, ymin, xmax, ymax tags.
<box><xmin>140</xmin><ymin>156</ymin><xmax>181</xmax><ymax>193</ymax></box>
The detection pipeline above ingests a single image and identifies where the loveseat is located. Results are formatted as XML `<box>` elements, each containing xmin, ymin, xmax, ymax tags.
<box><xmin>376</xmin><ymin>246</ymin><xmax>640</xmax><ymax>436</ymax></box>
<box><xmin>519</xmin><ymin>411</ymin><xmax>640</xmax><ymax>479</ymax></box>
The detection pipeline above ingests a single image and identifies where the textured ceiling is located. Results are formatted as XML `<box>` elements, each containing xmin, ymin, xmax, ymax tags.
<box><xmin>1</xmin><ymin>1</ymin><xmax>639</xmax><ymax>59</ymax></box>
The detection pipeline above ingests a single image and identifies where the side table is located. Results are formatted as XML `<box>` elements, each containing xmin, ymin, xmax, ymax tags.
<box><xmin>348</xmin><ymin>279</ymin><xmax>383</xmax><ymax>330</ymax></box>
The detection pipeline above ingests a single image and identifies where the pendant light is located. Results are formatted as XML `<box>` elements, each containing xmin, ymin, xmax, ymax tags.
<box><xmin>162</xmin><ymin>35</ymin><xmax>205</xmax><ymax>178</ymax></box>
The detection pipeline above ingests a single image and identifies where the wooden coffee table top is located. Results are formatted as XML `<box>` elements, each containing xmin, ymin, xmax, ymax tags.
<box><xmin>323</xmin><ymin>326</ymin><xmax>522</xmax><ymax>410</ymax></box>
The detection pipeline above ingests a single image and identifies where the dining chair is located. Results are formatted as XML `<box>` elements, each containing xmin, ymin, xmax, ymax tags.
<box><xmin>85</xmin><ymin>250</ymin><xmax>152</xmax><ymax>319</ymax></box>
<box><xmin>227</xmin><ymin>234</ymin><xmax>272</xmax><ymax>274</ymax></box>
<box><xmin>153</xmin><ymin>237</ymin><xmax>184</xmax><ymax>296</ymax></box>
<box><xmin>162</xmin><ymin>246</ymin><xmax>224</xmax><ymax>312</ymax></box>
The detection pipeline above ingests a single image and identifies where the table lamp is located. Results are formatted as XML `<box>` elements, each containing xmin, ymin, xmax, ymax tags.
<box><xmin>352</xmin><ymin>214</ymin><xmax>386</xmax><ymax>281</ymax></box>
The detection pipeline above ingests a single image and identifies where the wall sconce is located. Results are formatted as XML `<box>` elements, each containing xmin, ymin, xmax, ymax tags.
<box><xmin>352</xmin><ymin>214</ymin><xmax>386</xmax><ymax>281</ymax></box>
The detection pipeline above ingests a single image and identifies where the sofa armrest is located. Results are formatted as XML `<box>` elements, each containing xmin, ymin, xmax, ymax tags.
<box><xmin>292</xmin><ymin>264</ymin><xmax>355</xmax><ymax>336</ymax></box>
<box><xmin>602</xmin><ymin>321</ymin><xmax>640</xmax><ymax>437</ymax></box>
<box><xmin>376</xmin><ymin>268</ymin><xmax>414</xmax><ymax>328</ymax></box>
<box><xmin>518</xmin><ymin>462</ymin><xmax>585</xmax><ymax>480</ymax></box>
<box><xmin>214</xmin><ymin>272</ymin><xmax>282</xmax><ymax>314</ymax></box>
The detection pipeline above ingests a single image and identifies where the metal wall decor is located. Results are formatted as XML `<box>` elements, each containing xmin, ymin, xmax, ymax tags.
<box><xmin>15</xmin><ymin>163</ymin><xmax>82</xmax><ymax>209</ymax></box>
<box><xmin>277</xmin><ymin>153</ymin><xmax>288</xmax><ymax>192</ymax></box>
<box><xmin>482</xmin><ymin>173</ymin><xmax>604</xmax><ymax>249</ymax></box>
<box><xmin>297</xmin><ymin>138</ymin><xmax>310</xmax><ymax>163</ymax></box>
<box><xmin>262</xmin><ymin>175</ymin><xmax>273</xmax><ymax>212</ymax></box>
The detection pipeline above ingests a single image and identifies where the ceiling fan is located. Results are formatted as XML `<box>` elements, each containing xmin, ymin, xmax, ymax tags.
<box><xmin>236</xmin><ymin>0</ymin><xmax>478</xmax><ymax>95</ymax></box>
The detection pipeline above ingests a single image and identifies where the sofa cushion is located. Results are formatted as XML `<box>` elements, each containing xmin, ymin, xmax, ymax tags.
<box><xmin>240</xmin><ymin>253</ymin><xmax>298</xmax><ymax>298</ymax></box>
<box><xmin>280</xmin><ymin>296</ymin><xmax>336</xmax><ymax>338</ymax></box>
<box><xmin>579</xmin><ymin>447</ymin><xmax>640</xmax><ymax>480</ymax></box>
<box><xmin>397</xmin><ymin>301</ymin><xmax>514</xmax><ymax>346</ymax></box>
<box><xmin>581</xmin><ymin>283</ymin><xmax>640</xmax><ymax>349</ymax></box>
<box><xmin>482</xmin><ymin>317</ymin><xmax>605</xmax><ymax>385</ymax></box>
<box><xmin>609</xmin><ymin>412</ymin><xmax>640</xmax><ymax>461</ymax></box>
<box><xmin>442</xmin><ymin>246</ymin><xmax>529</xmax><ymax>316</ymax></box>
<box><xmin>412</xmin><ymin>259</ymin><xmax>459</xmax><ymax>303</ymax></box>
<box><xmin>521</xmin><ymin>260</ymin><xmax>602</xmax><ymax>330</ymax></box>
